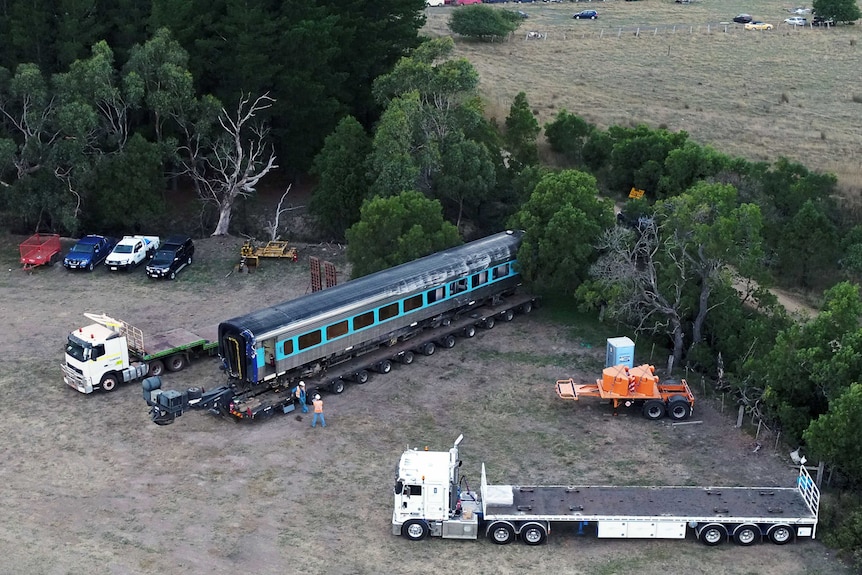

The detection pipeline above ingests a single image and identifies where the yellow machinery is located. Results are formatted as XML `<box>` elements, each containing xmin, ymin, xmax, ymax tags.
<box><xmin>240</xmin><ymin>240</ymin><xmax>298</xmax><ymax>269</ymax></box>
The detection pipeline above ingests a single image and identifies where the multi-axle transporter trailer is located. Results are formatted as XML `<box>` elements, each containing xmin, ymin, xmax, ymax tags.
<box><xmin>392</xmin><ymin>436</ymin><xmax>820</xmax><ymax>547</ymax></box>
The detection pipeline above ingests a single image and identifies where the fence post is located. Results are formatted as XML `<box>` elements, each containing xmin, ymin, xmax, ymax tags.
<box><xmin>736</xmin><ymin>405</ymin><xmax>745</xmax><ymax>428</ymax></box>
<box><xmin>756</xmin><ymin>419</ymin><xmax>762</xmax><ymax>439</ymax></box>
<box><xmin>618</xmin><ymin>27</ymin><xmax>622</xmax><ymax>38</ymax></box>
<box><xmin>636</xmin><ymin>27</ymin><xmax>640</xmax><ymax>38</ymax></box>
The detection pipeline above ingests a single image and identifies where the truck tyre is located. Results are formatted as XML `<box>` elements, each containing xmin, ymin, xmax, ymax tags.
<box><xmin>187</xmin><ymin>387</ymin><xmax>203</xmax><ymax>400</ymax></box>
<box><xmin>167</xmin><ymin>354</ymin><xmax>187</xmax><ymax>372</ymax></box>
<box><xmin>100</xmin><ymin>373</ymin><xmax>119</xmax><ymax>392</ymax></box>
<box><xmin>149</xmin><ymin>360</ymin><xmax>165</xmax><ymax>377</ymax></box>
<box><xmin>698</xmin><ymin>523</ymin><xmax>727</xmax><ymax>546</ymax></box>
<box><xmin>488</xmin><ymin>522</ymin><xmax>515</xmax><ymax>545</ymax></box>
<box><xmin>642</xmin><ymin>399</ymin><xmax>666</xmax><ymax>420</ymax></box>
<box><xmin>483</xmin><ymin>316</ymin><xmax>496</xmax><ymax>330</ymax></box>
<box><xmin>376</xmin><ymin>359</ymin><xmax>392</xmax><ymax>374</ymax></box>
<box><xmin>422</xmin><ymin>342</ymin><xmax>436</xmax><ymax>356</ymax></box>
<box><xmin>767</xmin><ymin>524</ymin><xmax>793</xmax><ymax>545</ymax></box>
<box><xmin>354</xmin><ymin>369</ymin><xmax>369</xmax><ymax>384</ymax></box>
<box><xmin>403</xmin><ymin>520</ymin><xmax>429</xmax><ymax>541</ymax></box>
<box><xmin>733</xmin><ymin>524</ymin><xmax>759</xmax><ymax>546</ymax></box>
<box><xmin>502</xmin><ymin>309</ymin><xmax>515</xmax><ymax>322</ymax></box>
<box><xmin>521</xmin><ymin>301</ymin><xmax>533</xmax><ymax>314</ymax></box>
<box><xmin>463</xmin><ymin>324</ymin><xmax>476</xmax><ymax>338</ymax></box>
<box><xmin>329</xmin><ymin>379</ymin><xmax>345</xmax><ymax>394</ymax></box>
<box><xmin>520</xmin><ymin>523</ymin><xmax>547</xmax><ymax>545</ymax></box>
<box><xmin>440</xmin><ymin>334</ymin><xmax>456</xmax><ymax>349</ymax></box>
<box><xmin>400</xmin><ymin>350</ymin><xmax>415</xmax><ymax>365</ymax></box>
<box><xmin>667</xmin><ymin>396</ymin><xmax>691</xmax><ymax>420</ymax></box>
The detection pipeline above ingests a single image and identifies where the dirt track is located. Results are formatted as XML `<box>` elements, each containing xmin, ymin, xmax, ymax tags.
<box><xmin>0</xmin><ymin>235</ymin><xmax>850</xmax><ymax>575</ymax></box>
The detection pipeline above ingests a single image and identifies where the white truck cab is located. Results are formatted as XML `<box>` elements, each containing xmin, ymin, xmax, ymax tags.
<box><xmin>61</xmin><ymin>320</ymin><xmax>147</xmax><ymax>393</ymax></box>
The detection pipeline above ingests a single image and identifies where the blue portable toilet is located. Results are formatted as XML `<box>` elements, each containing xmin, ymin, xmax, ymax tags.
<box><xmin>606</xmin><ymin>337</ymin><xmax>635</xmax><ymax>368</ymax></box>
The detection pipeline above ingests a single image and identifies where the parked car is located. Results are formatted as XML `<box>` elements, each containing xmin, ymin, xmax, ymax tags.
<box><xmin>785</xmin><ymin>16</ymin><xmax>808</xmax><ymax>25</ymax></box>
<box><xmin>791</xmin><ymin>7</ymin><xmax>811</xmax><ymax>14</ymax></box>
<box><xmin>812</xmin><ymin>16</ymin><xmax>834</xmax><ymax>26</ymax></box>
<box><xmin>573</xmin><ymin>9</ymin><xmax>598</xmax><ymax>19</ymax></box>
<box><xmin>452</xmin><ymin>0</ymin><xmax>482</xmax><ymax>4</ymax></box>
<box><xmin>105</xmin><ymin>235</ymin><xmax>160</xmax><ymax>271</ymax></box>
<box><xmin>732</xmin><ymin>14</ymin><xmax>753</xmax><ymax>24</ymax></box>
<box><xmin>426</xmin><ymin>0</ymin><xmax>445</xmax><ymax>6</ymax></box>
<box><xmin>63</xmin><ymin>235</ymin><xmax>117</xmax><ymax>271</ymax></box>
<box><xmin>744</xmin><ymin>21</ymin><xmax>774</xmax><ymax>30</ymax></box>
<box><xmin>146</xmin><ymin>235</ymin><xmax>195</xmax><ymax>280</ymax></box>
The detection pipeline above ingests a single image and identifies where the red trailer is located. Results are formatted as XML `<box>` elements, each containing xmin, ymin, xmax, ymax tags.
<box><xmin>19</xmin><ymin>233</ymin><xmax>62</xmax><ymax>270</ymax></box>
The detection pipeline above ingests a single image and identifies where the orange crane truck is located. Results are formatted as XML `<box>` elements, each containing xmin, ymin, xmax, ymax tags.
<box><xmin>556</xmin><ymin>364</ymin><xmax>695</xmax><ymax>421</ymax></box>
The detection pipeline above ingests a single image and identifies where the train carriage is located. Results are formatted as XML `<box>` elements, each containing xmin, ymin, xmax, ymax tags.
<box><xmin>218</xmin><ymin>230</ymin><xmax>524</xmax><ymax>386</ymax></box>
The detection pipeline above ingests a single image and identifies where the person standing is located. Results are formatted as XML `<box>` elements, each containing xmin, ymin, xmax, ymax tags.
<box><xmin>311</xmin><ymin>394</ymin><xmax>326</xmax><ymax>428</ymax></box>
<box><xmin>294</xmin><ymin>381</ymin><xmax>308</xmax><ymax>413</ymax></box>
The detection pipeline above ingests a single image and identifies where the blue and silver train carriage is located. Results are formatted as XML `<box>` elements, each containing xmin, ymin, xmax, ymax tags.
<box><xmin>218</xmin><ymin>230</ymin><xmax>525</xmax><ymax>387</ymax></box>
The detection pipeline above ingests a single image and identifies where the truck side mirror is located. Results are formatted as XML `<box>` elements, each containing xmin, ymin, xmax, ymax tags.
<box><xmin>395</xmin><ymin>480</ymin><xmax>403</xmax><ymax>495</ymax></box>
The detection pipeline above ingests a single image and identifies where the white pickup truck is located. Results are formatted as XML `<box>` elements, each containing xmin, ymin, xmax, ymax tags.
<box><xmin>105</xmin><ymin>235</ymin><xmax>160</xmax><ymax>271</ymax></box>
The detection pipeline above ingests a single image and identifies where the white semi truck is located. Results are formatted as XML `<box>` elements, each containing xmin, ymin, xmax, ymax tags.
<box><xmin>392</xmin><ymin>435</ymin><xmax>820</xmax><ymax>547</ymax></box>
<box><xmin>62</xmin><ymin>313</ymin><xmax>218</xmax><ymax>393</ymax></box>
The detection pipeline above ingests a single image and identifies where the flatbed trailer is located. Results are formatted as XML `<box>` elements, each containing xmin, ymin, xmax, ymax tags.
<box><xmin>144</xmin><ymin>294</ymin><xmax>538</xmax><ymax>424</ymax></box>
<box><xmin>392</xmin><ymin>436</ymin><xmax>820</xmax><ymax>547</ymax></box>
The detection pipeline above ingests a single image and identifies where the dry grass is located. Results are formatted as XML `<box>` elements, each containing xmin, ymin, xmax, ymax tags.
<box><xmin>424</xmin><ymin>0</ymin><xmax>862</xmax><ymax>192</ymax></box>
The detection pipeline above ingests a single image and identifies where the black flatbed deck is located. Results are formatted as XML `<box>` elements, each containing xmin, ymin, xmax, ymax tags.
<box><xmin>485</xmin><ymin>483</ymin><xmax>817</xmax><ymax>523</ymax></box>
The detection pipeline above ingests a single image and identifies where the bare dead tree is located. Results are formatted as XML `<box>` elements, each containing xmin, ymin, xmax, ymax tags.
<box><xmin>591</xmin><ymin>221</ymin><xmax>688</xmax><ymax>365</ymax></box>
<box><xmin>180</xmin><ymin>93</ymin><xmax>278</xmax><ymax>236</ymax></box>
<box><xmin>264</xmin><ymin>184</ymin><xmax>303</xmax><ymax>241</ymax></box>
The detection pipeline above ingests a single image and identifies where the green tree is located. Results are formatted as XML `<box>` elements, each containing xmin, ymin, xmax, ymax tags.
<box><xmin>657</xmin><ymin>142</ymin><xmax>731</xmax><ymax>198</ymax></box>
<box><xmin>804</xmin><ymin>383</ymin><xmax>862</xmax><ymax>485</ymax></box>
<box><xmin>448</xmin><ymin>5</ymin><xmax>521</xmax><ymax>40</ymax></box>
<box><xmin>776</xmin><ymin>199</ymin><xmax>839</xmax><ymax>288</ymax></box>
<box><xmin>435</xmin><ymin>136</ymin><xmax>496</xmax><ymax>230</ymax></box>
<box><xmin>504</xmin><ymin>92</ymin><xmax>539</xmax><ymax>169</ymax></box>
<box><xmin>368</xmin><ymin>91</ymin><xmax>423</xmax><ymax>198</ymax></box>
<box><xmin>755</xmin><ymin>282</ymin><xmax>862</xmax><ymax>442</ymax></box>
<box><xmin>812</xmin><ymin>0</ymin><xmax>861</xmax><ymax>22</ymax></box>
<box><xmin>309</xmin><ymin>116</ymin><xmax>372</xmax><ymax>240</ymax></box>
<box><xmin>607</xmin><ymin>124</ymin><xmax>689</xmax><ymax>198</ymax></box>
<box><xmin>508</xmin><ymin>170</ymin><xmax>614</xmax><ymax>291</ymax></box>
<box><xmin>544</xmin><ymin>110</ymin><xmax>593</xmax><ymax>165</ymax></box>
<box><xmin>345</xmin><ymin>191</ymin><xmax>461</xmax><ymax>278</ymax></box>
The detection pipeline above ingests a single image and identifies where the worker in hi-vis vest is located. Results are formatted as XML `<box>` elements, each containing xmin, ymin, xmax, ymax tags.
<box><xmin>311</xmin><ymin>394</ymin><xmax>326</xmax><ymax>428</ymax></box>
<box><xmin>294</xmin><ymin>381</ymin><xmax>308</xmax><ymax>413</ymax></box>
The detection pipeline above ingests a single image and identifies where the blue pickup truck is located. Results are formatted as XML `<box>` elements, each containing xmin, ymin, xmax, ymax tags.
<box><xmin>64</xmin><ymin>235</ymin><xmax>118</xmax><ymax>271</ymax></box>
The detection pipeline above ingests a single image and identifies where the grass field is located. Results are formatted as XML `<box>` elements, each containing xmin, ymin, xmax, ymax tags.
<box><xmin>423</xmin><ymin>0</ymin><xmax>862</xmax><ymax>195</ymax></box>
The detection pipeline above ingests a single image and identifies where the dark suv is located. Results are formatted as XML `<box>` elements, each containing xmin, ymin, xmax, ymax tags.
<box><xmin>146</xmin><ymin>235</ymin><xmax>195</xmax><ymax>280</ymax></box>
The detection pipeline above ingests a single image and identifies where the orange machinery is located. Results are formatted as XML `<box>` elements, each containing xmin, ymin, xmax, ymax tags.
<box><xmin>556</xmin><ymin>364</ymin><xmax>695</xmax><ymax>421</ymax></box>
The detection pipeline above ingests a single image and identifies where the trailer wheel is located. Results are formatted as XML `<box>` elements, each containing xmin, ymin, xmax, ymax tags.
<box><xmin>520</xmin><ymin>523</ymin><xmax>547</xmax><ymax>545</ymax></box>
<box><xmin>768</xmin><ymin>524</ymin><xmax>793</xmax><ymax>545</ymax></box>
<box><xmin>166</xmin><ymin>354</ymin><xmax>187</xmax><ymax>372</ymax></box>
<box><xmin>400</xmin><ymin>350</ymin><xmax>415</xmax><ymax>365</ymax></box>
<box><xmin>642</xmin><ymin>399</ymin><xmax>666</xmax><ymax>420</ymax></box>
<box><xmin>100</xmin><ymin>373</ymin><xmax>119</xmax><ymax>392</ymax></box>
<box><xmin>440</xmin><ymin>334</ymin><xmax>456</xmax><ymax>349</ymax></box>
<box><xmin>463</xmin><ymin>324</ymin><xmax>476</xmax><ymax>338</ymax></box>
<box><xmin>488</xmin><ymin>522</ymin><xmax>515</xmax><ymax>545</ymax></box>
<box><xmin>376</xmin><ymin>359</ymin><xmax>392</xmax><ymax>374</ymax></box>
<box><xmin>329</xmin><ymin>379</ymin><xmax>345</xmax><ymax>394</ymax></box>
<box><xmin>482</xmin><ymin>316</ymin><xmax>496</xmax><ymax>330</ymax></box>
<box><xmin>521</xmin><ymin>301</ymin><xmax>533</xmax><ymax>314</ymax></box>
<box><xmin>698</xmin><ymin>523</ymin><xmax>727</xmax><ymax>546</ymax></box>
<box><xmin>403</xmin><ymin>520</ymin><xmax>429</xmax><ymax>541</ymax></box>
<box><xmin>148</xmin><ymin>360</ymin><xmax>165</xmax><ymax>377</ymax></box>
<box><xmin>733</xmin><ymin>524</ymin><xmax>759</xmax><ymax>546</ymax></box>
<box><xmin>355</xmin><ymin>369</ymin><xmax>369</xmax><ymax>384</ymax></box>
<box><xmin>502</xmin><ymin>309</ymin><xmax>515</xmax><ymax>322</ymax></box>
<box><xmin>667</xmin><ymin>396</ymin><xmax>691</xmax><ymax>421</ymax></box>
<box><xmin>422</xmin><ymin>342</ymin><xmax>436</xmax><ymax>356</ymax></box>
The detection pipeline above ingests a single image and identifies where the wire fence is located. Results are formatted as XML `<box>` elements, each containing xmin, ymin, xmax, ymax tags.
<box><xmin>515</xmin><ymin>22</ymin><xmax>830</xmax><ymax>41</ymax></box>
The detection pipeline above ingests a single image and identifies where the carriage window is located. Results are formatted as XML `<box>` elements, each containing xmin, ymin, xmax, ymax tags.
<box><xmin>298</xmin><ymin>330</ymin><xmax>322</xmax><ymax>350</ymax></box>
<box><xmin>379</xmin><ymin>302</ymin><xmax>399</xmax><ymax>321</ymax></box>
<box><xmin>493</xmin><ymin>264</ymin><xmax>509</xmax><ymax>279</ymax></box>
<box><xmin>326</xmin><ymin>320</ymin><xmax>349</xmax><ymax>340</ymax></box>
<box><xmin>281</xmin><ymin>340</ymin><xmax>294</xmax><ymax>356</ymax></box>
<box><xmin>403</xmin><ymin>294</ymin><xmax>423</xmax><ymax>313</ymax></box>
<box><xmin>451</xmin><ymin>278</ymin><xmax>467</xmax><ymax>295</ymax></box>
<box><xmin>353</xmin><ymin>311</ymin><xmax>374</xmax><ymax>331</ymax></box>
<box><xmin>426</xmin><ymin>286</ymin><xmax>446</xmax><ymax>304</ymax></box>
<box><xmin>471</xmin><ymin>271</ymin><xmax>488</xmax><ymax>289</ymax></box>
